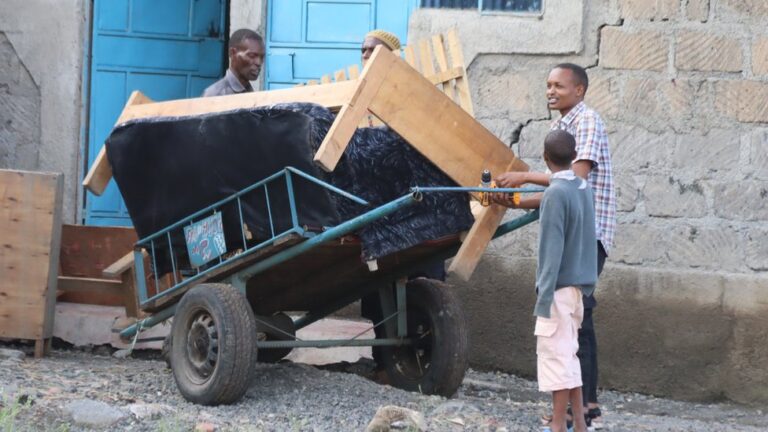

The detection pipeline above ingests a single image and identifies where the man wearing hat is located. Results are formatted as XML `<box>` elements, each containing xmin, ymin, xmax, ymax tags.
<box><xmin>361</xmin><ymin>29</ymin><xmax>401</xmax><ymax>65</ymax></box>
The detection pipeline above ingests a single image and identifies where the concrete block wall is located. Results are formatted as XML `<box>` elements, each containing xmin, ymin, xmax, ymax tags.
<box><xmin>412</xmin><ymin>0</ymin><xmax>768</xmax><ymax>404</ymax></box>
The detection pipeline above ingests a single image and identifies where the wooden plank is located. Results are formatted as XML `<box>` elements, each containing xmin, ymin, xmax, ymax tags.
<box><xmin>426</xmin><ymin>67</ymin><xmax>464</xmax><ymax>86</ymax></box>
<box><xmin>0</xmin><ymin>169</ymin><xmax>63</xmax><ymax>344</ymax></box>
<box><xmin>430</xmin><ymin>35</ymin><xmax>448</xmax><ymax>95</ymax></box>
<box><xmin>447</xmin><ymin>205</ymin><xmax>505</xmax><ymax>280</ymax></box>
<box><xmin>365</xmin><ymin>48</ymin><xmax>527</xmax><ymax>188</ymax></box>
<box><xmin>119</xmin><ymin>80</ymin><xmax>355</xmax><ymax>122</ymax></box>
<box><xmin>103</xmin><ymin>250</ymin><xmax>143</xmax><ymax>278</ymax></box>
<box><xmin>57</xmin><ymin>276</ymin><xmax>124</xmax><ymax>294</ymax></box>
<box><xmin>59</xmin><ymin>225</ymin><xmax>137</xmax><ymax>279</ymax></box>
<box><xmin>348</xmin><ymin>65</ymin><xmax>360</xmax><ymax>79</ymax></box>
<box><xmin>418</xmin><ymin>39</ymin><xmax>436</xmax><ymax>78</ymax></box>
<box><xmin>82</xmin><ymin>82</ymin><xmax>359</xmax><ymax>195</ymax></box>
<box><xmin>361</xmin><ymin>50</ymin><xmax>526</xmax><ymax>280</ymax></box>
<box><xmin>313</xmin><ymin>46</ymin><xmax>398</xmax><ymax>172</ymax></box>
<box><xmin>334</xmin><ymin>69</ymin><xmax>347</xmax><ymax>82</ymax></box>
<box><xmin>83</xmin><ymin>91</ymin><xmax>154</xmax><ymax>195</ymax></box>
<box><xmin>445</xmin><ymin>29</ymin><xmax>474</xmax><ymax>116</ymax></box>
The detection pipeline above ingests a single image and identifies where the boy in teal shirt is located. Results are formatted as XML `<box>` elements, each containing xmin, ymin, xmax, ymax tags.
<box><xmin>534</xmin><ymin>130</ymin><xmax>597</xmax><ymax>432</ymax></box>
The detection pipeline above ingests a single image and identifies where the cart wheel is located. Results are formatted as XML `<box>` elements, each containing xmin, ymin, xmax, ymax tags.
<box><xmin>170</xmin><ymin>283</ymin><xmax>257</xmax><ymax>405</ymax></box>
<box><xmin>256</xmin><ymin>312</ymin><xmax>296</xmax><ymax>363</ymax></box>
<box><xmin>380</xmin><ymin>278</ymin><xmax>468</xmax><ymax>397</ymax></box>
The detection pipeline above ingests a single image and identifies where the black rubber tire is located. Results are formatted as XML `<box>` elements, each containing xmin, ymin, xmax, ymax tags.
<box><xmin>170</xmin><ymin>283</ymin><xmax>257</xmax><ymax>405</ymax></box>
<box><xmin>255</xmin><ymin>312</ymin><xmax>296</xmax><ymax>363</ymax></box>
<box><xmin>380</xmin><ymin>278</ymin><xmax>469</xmax><ymax>397</ymax></box>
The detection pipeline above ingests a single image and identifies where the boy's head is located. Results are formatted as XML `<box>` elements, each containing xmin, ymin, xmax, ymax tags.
<box><xmin>546</xmin><ymin>63</ymin><xmax>589</xmax><ymax>114</ymax></box>
<box><xmin>543</xmin><ymin>130</ymin><xmax>577</xmax><ymax>172</ymax></box>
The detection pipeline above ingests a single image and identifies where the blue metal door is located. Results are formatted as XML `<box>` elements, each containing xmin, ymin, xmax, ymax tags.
<box><xmin>266</xmin><ymin>0</ymin><xmax>418</xmax><ymax>89</ymax></box>
<box><xmin>86</xmin><ymin>0</ymin><xmax>227</xmax><ymax>226</ymax></box>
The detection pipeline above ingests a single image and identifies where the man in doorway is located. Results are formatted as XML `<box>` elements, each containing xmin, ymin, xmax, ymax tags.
<box><xmin>361</xmin><ymin>29</ymin><xmax>401</xmax><ymax>65</ymax></box>
<box><xmin>494</xmin><ymin>63</ymin><xmax>616</xmax><ymax>429</ymax></box>
<box><xmin>203</xmin><ymin>28</ymin><xmax>265</xmax><ymax>97</ymax></box>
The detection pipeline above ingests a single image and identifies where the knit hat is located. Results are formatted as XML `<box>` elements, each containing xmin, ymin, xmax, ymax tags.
<box><xmin>365</xmin><ymin>30</ymin><xmax>401</xmax><ymax>51</ymax></box>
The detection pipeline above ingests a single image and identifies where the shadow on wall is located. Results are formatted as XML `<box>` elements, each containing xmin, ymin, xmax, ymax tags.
<box><xmin>450</xmin><ymin>255</ymin><xmax>768</xmax><ymax>406</ymax></box>
<box><xmin>0</xmin><ymin>31</ymin><xmax>41</xmax><ymax>170</ymax></box>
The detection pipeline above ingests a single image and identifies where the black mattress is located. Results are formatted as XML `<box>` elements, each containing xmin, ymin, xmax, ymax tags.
<box><xmin>107</xmin><ymin>103</ymin><xmax>473</xmax><ymax>274</ymax></box>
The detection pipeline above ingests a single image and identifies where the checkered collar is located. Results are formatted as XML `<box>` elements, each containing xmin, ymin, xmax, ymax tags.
<box><xmin>557</xmin><ymin>101</ymin><xmax>587</xmax><ymax>128</ymax></box>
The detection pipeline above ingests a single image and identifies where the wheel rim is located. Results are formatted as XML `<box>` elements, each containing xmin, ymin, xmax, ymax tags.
<box><xmin>184</xmin><ymin>310</ymin><xmax>219</xmax><ymax>384</ymax></box>
<box><xmin>389</xmin><ymin>309</ymin><xmax>434</xmax><ymax>381</ymax></box>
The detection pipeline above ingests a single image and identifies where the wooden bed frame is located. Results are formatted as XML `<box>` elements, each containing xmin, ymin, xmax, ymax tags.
<box><xmin>83</xmin><ymin>31</ymin><xmax>528</xmax><ymax>280</ymax></box>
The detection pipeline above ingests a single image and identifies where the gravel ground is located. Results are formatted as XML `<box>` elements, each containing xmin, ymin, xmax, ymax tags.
<box><xmin>0</xmin><ymin>343</ymin><xmax>766</xmax><ymax>432</ymax></box>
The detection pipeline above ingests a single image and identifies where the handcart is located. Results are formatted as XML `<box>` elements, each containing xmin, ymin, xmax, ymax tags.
<box><xmin>117</xmin><ymin>167</ymin><xmax>540</xmax><ymax>406</ymax></box>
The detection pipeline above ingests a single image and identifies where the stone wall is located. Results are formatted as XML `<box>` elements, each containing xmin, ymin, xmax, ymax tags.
<box><xmin>412</xmin><ymin>0</ymin><xmax>768</xmax><ymax>404</ymax></box>
<box><xmin>0</xmin><ymin>0</ymin><xmax>87</xmax><ymax>223</ymax></box>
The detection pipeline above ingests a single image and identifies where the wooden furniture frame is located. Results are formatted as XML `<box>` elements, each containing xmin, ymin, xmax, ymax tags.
<box><xmin>1</xmin><ymin>169</ymin><xmax>63</xmax><ymax>357</ymax></box>
<box><xmin>82</xmin><ymin>34</ymin><xmax>527</xmax><ymax>281</ymax></box>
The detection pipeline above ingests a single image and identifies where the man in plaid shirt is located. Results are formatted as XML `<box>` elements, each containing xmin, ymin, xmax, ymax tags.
<box><xmin>495</xmin><ymin>63</ymin><xmax>616</xmax><ymax>429</ymax></box>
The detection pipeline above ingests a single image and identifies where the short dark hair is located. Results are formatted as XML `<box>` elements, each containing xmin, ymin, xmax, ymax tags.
<box><xmin>229</xmin><ymin>29</ymin><xmax>263</xmax><ymax>50</ymax></box>
<box><xmin>544</xmin><ymin>130</ymin><xmax>577</xmax><ymax>166</ymax></box>
<box><xmin>553</xmin><ymin>63</ymin><xmax>589</xmax><ymax>93</ymax></box>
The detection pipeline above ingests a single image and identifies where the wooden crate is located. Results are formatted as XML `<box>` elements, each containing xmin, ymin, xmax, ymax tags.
<box><xmin>0</xmin><ymin>169</ymin><xmax>63</xmax><ymax>357</ymax></box>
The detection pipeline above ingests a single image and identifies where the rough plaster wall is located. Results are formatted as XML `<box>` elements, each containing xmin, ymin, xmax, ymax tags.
<box><xmin>0</xmin><ymin>0</ymin><xmax>86</xmax><ymax>223</ymax></box>
<box><xmin>413</xmin><ymin>0</ymin><xmax>768</xmax><ymax>404</ymax></box>
<box><xmin>0</xmin><ymin>32</ymin><xmax>40</xmax><ymax>170</ymax></box>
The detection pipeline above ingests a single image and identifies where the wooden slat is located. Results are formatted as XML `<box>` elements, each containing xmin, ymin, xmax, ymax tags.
<box><xmin>320</xmin><ymin>74</ymin><xmax>332</xmax><ymax>84</ymax></box>
<box><xmin>431</xmin><ymin>34</ymin><xmax>449</xmax><ymax>95</ymax></box>
<box><xmin>364</xmin><ymin>48</ymin><xmax>527</xmax><ymax>188</ymax></box>
<box><xmin>0</xmin><ymin>170</ymin><xmax>63</xmax><ymax>344</ymax></box>
<box><xmin>426</xmin><ymin>67</ymin><xmax>464</xmax><ymax>86</ymax></box>
<box><xmin>103</xmin><ymin>250</ymin><xmax>145</xmax><ymax>278</ymax></box>
<box><xmin>418</xmin><ymin>39</ymin><xmax>436</xmax><ymax>78</ymax></box>
<box><xmin>313</xmin><ymin>46</ymin><xmax>398</xmax><ymax>172</ymax></box>
<box><xmin>334</xmin><ymin>69</ymin><xmax>347</xmax><ymax>82</ymax></box>
<box><xmin>348</xmin><ymin>65</ymin><xmax>360</xmax><ymax>79</ymax></box>
<box><xmin>445</xmin><ymin>29</ymin><xmax>474</xmax><ymax>116</ymax></box>
<box><xmin>82</xmin><ymin>91</ymin><xmax>154</xmax><ymax>195</ymax></box>
<box><xmin>82</xmin><ymin>82</ymin><xmax>359</xmax><ymax>195</ymax></box>
<box><xmin>57</xmin><ymin>276</ymin><xmax>123</xmax><ymax>295</ymax></box>
<box><xmin>403</xmin><ymin>45</ymin><xmax>418</xmax><ymax>69</ymax></box>
<box><xmin>59</xmin><ymin>225</ymin><xmax>137</xmax><ymax>279</ymax></box>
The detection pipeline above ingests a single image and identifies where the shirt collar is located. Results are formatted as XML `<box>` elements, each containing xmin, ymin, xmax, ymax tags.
<box><xmin>551</xmin><ymin>169</ymin><xmax>587</xmax><ymax>189</ymax></box>
<box><xmin>557</xmin><ymin>101</ymin><xmax>586</xmax><ymax>128</ymax></box>
<box><xmin>225</xmin><ymin>69</ymin><xmax>253</xmax><ymax>93</ymax></box>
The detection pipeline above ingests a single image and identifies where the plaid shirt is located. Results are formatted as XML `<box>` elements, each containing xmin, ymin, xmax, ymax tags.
<box><xmin>552</xmin><ymin>102</ymin><xmax>616</xmax><ymax>254</ymax></box>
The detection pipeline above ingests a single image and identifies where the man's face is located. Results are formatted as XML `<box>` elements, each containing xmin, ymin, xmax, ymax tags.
<box><xmin>546</xmin><ymin>68</ymin><xmax>584</xmax><ymax>113</ymax></box>
<box><xmin>361</xmin><ymin>37</ymin><xmax>386</xmax><ymax>64</ymax></box>
<box><xmin>230</xmin><ymin>38</ymin><xmax>265</xmax><ymax>82</ymax></box>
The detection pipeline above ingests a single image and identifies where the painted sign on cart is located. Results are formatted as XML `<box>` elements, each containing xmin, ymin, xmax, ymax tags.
<box><xmin>184</xmin><ymin>212</ymin><xmax>227</xmax><ymax>267</ymax></box>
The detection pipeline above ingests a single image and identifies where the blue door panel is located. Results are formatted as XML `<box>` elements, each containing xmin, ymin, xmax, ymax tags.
<box><xmin>95</xmin><ymin>36</ymin><xmax>205</xmax><ymax>72</ymax></box>
<box><xmin>270</xmin><ymin>0</ymin><xmax>303</xmax><ymax>43</ymax></box>
<box><xmin>98</xmin><ymin>0</ymin><xmax>129</xmax><ymax>31</ymax></box>
<box><xmin>192</xmin><ymin>0</ymin><xmax>225</xmax><ymax>37</ymax></box>
<box><xmin>376</xmin><ymin>0</ymin><xmax>415</xmax><ymax>40</ymax></box>
<box><xmin>132</xmin><ymin>0</ymin><xmax>190</xmax><ymax>35</ymax></box>
<box><xmin>266</xmin><ymin>0</ymin><xmax>417</xmax><ymax>89</ymax></box>
<box><xmin>127</xmin><ymin>73</ymin><xmax>188</xmax><ymax>101</ymax></box>
<box><xmin>86</xmin><ymin>0</ymin><xmax>226</xmax><ymax>226</ymax></box>
<box><xmin>306</xmin><ymin>2</ymin><xmax>372</xmax><ymax>43</ymax></box>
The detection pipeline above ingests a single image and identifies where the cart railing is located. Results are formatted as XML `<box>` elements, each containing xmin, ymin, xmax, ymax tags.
<box><xmin>132</xmin><ymin>167</ymin><xmax>372</xmax><ymax>309</ymax></box>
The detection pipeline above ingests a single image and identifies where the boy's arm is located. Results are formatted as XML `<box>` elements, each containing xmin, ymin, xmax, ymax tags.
<box><xmin>492</xmin><ymin>192</ymin><xmax>542</xmax><ymax>209</ymax></box>
<box><xmin>495</xmin><ymin>171</ymin><xmax>551</xmax><ymax>188</ymax></box>
<box><xmin>534</xmin><ymin>191</ymin><xmax>566</xmax><ymax>318</ymax></box>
